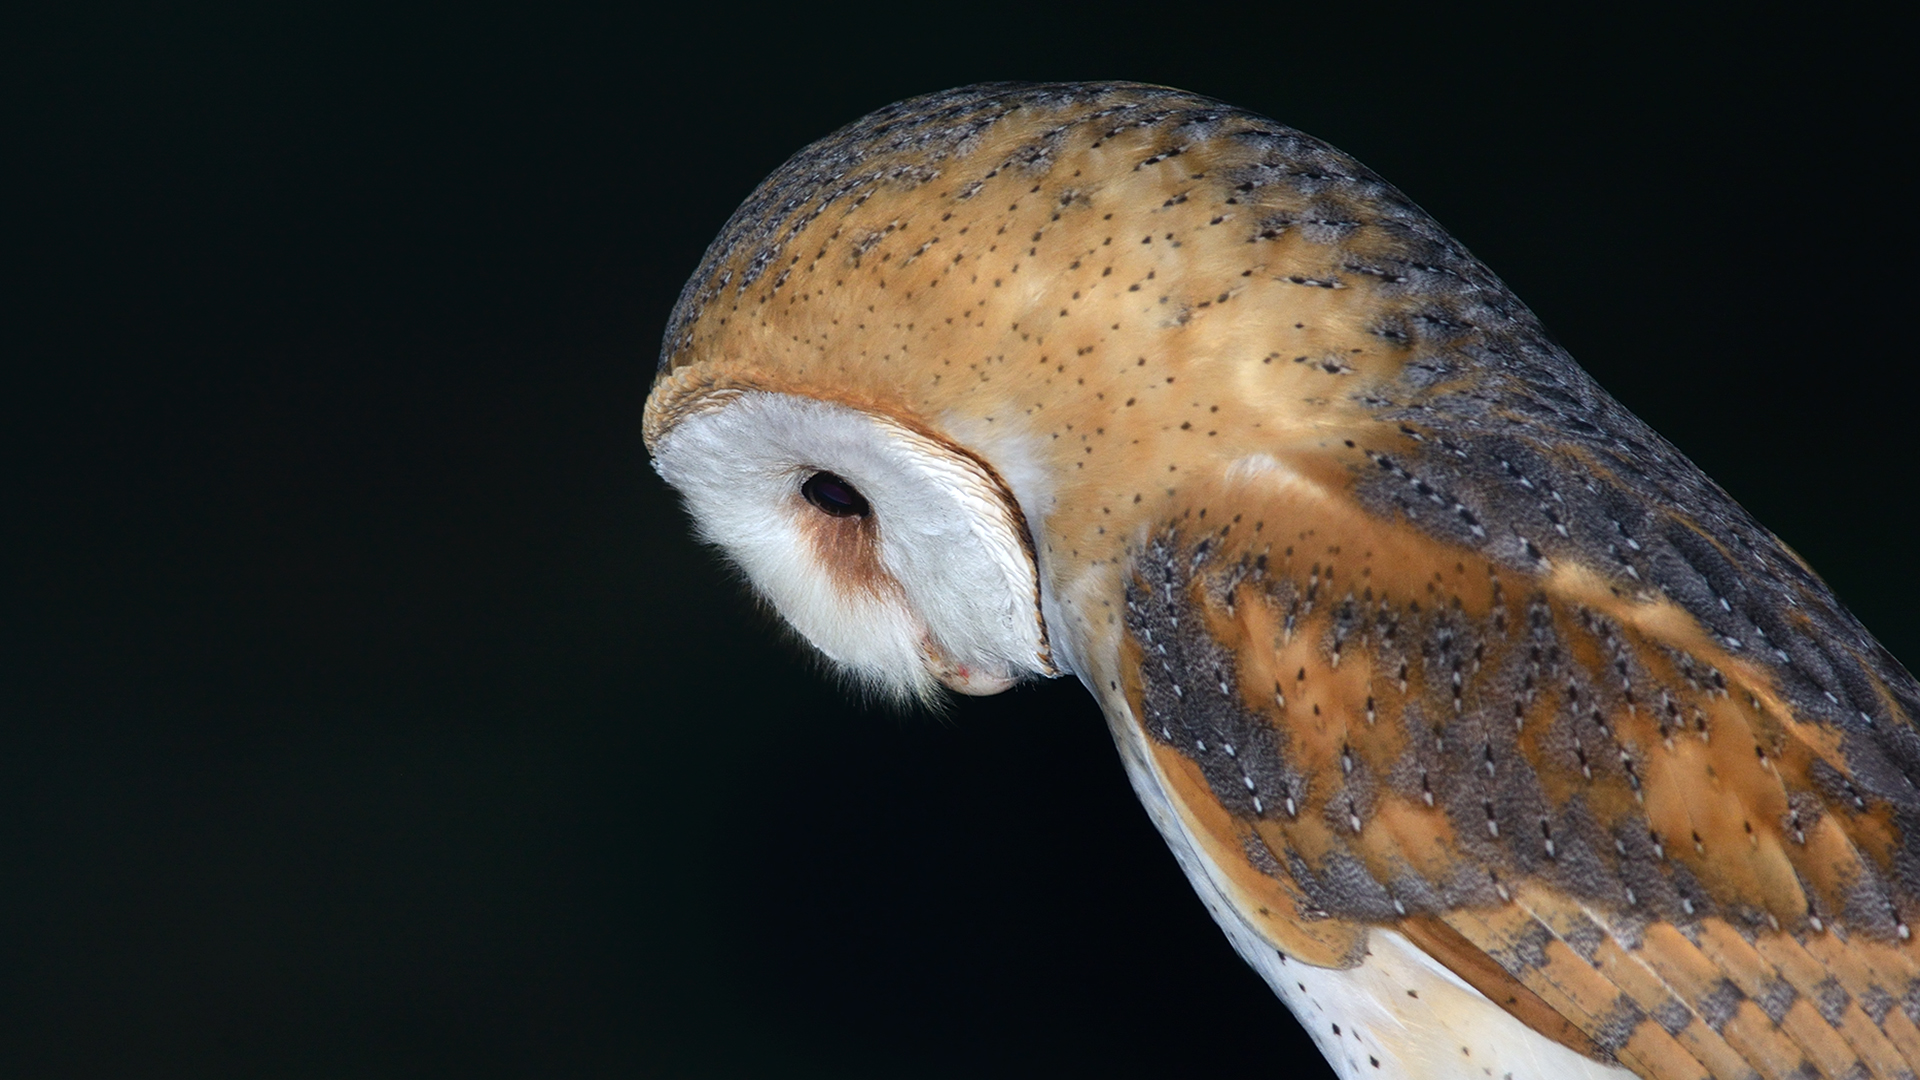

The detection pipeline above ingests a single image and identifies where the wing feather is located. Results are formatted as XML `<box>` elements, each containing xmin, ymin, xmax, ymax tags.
<box><xmin>1692</xmin><ymin>919</ymin><xmax>1872</xmax><ymax>1078</ymax></box>
<box><xmin>1117</xmin><ymin>495</ymin><xmax>1920</xmax><ymax>1079</ymax></box>
<box><xmin>1550</xmin><ymin>900</ymin><xmax>1763</xmax><ymax>1080</ymax></box>
<box><xmin>1746</xmin><ymin>931</ymin><xmax>1913</xmax><ymax>1080</ymax></box>
<box><xmin>1435</xmin><ymin>900</ymin><xmax>1711</xmax><ymax>1079</ymax></box>
<box><xmin>1798</xmin><ymin>930</ymin><xmax>1920</xmax><ymax>1066</ymax></box>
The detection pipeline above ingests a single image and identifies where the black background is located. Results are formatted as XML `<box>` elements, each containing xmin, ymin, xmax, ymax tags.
<box><xmin>8</xmin><ymin>7</ymin><xmax>1913</xmax><ymax>1077</ymax></box>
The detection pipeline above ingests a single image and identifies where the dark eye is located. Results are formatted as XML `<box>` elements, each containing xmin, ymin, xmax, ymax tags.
<box><xmin>801</xmin><ymin>471</ymin><xmax>870</xmax><ymax>518</ymax></box>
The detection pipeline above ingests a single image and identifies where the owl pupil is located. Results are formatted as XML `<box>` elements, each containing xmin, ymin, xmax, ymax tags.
<box><xmin>801</xmin><ymin>471</ymin><xmax>870</xmax><ymax>518</ymax></box>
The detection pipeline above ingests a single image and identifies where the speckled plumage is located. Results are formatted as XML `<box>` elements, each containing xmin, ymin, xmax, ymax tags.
<box><xmin>647</xmin><ymin>82</ymin><xmax>1920</xmax><ymax>1079</ymax></box>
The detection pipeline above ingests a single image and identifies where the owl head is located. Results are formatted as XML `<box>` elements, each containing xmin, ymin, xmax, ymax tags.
<box><xmin>648</xmin><ymin>79</ymin><xmax>1374</xmax><ymax>706</ymax></box>
<box><xmin>644</xmin><ymin>79</ymin><xmax>1443</xmax><ymax>707</ymax></box>
<box><xmin>646</xmin><ymin>385</ymin><xmax>1053</xmax><ymax>702</ymax></box>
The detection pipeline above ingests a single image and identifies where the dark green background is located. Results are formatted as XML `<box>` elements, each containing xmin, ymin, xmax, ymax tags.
<box><xmin>9</xmin><ymin>7</ymin><xmax>1911</xmax><ymax>1077</ymax></box>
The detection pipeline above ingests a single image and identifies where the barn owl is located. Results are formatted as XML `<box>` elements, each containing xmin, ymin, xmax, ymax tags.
<box><xmin>644</xmin><ymin>82</ymin><xmax>1920</xmax><ymax>1079</ymax></box>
